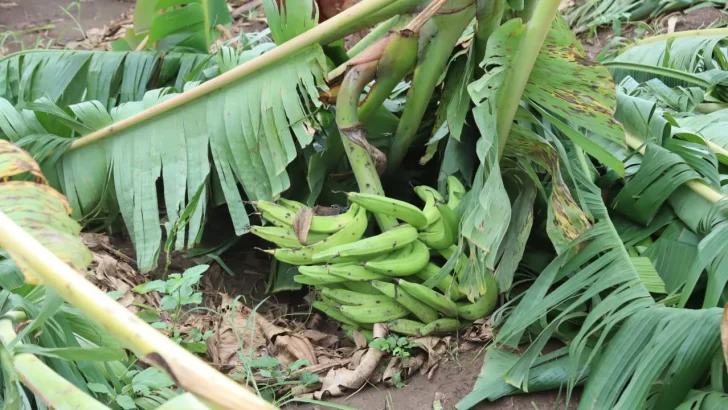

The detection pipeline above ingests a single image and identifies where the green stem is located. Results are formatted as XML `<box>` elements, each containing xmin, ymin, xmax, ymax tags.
<box><xmin>386</xmin><ymin>1</ymin><xmax>476</xmax><ymax>171</ymax></box>
<box><xmin>337</xmin><ymin>63</ymin><xmax>399</xmax><ymax>230</ymax></box>
<box><xmin>495</xmin><ymin>0</ymin><xmax>561</xmax><ymax>158</ymax></box>
<box><xmin>347</xmin><ymin>15</ymin><xmax>414</xmax><ymax>58</ymax></box>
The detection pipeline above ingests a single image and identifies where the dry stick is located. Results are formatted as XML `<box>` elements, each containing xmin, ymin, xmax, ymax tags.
<box><xmin>216</xmin><ymin>24</ymin><xmax>234</xmax><ymax>41</ymax></box>
<box><xmin>134</xmin><ymin>35</ymin><xmax>149</xmax><ymax>51</ymax></box>
<box><xmin>625</xmin><ymin>132</ymin><xmax>725</xmax><ymax>204</ymax></box>
<box><xmin>0</xmin><ymin>211</ymin><xmax>275</xmax><ymax>410</ymax></box>
<box><xmin>67</xmin><ymin>0</ymin><xmax>401</xmax><ymax>152</ymax></box>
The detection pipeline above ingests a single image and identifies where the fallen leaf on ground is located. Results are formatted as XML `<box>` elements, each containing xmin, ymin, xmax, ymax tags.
<box><xmin>315</xmin><ymin>324</ymin><xmax>387</xmax><ymax>398</ymax></box>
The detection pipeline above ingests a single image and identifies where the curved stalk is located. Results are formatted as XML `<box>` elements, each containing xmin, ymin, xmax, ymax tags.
<box><xmin>0</xmin><ymin>211</ymin><xmax>275</xmax><ymax>410</ymax></box>
<box><xmin>494</xmin><ymin>0</ymin><xmax>561</xmax><ymax>158</ymax></box>
<box><xmin>68</xmin><ymin>0</ymin><xmax>420</xmax><ymax>152</ymax></box>
<box><xmin>347</xmin><ymin>14</ymin><xmax>414</xmax><ymax>57</ymax></box>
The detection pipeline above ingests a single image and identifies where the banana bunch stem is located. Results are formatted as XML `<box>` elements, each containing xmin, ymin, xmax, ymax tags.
<box><xmin>386</xmin><ymin>0</ymin><xmax>476</xmax><ymax>172</ymax></box>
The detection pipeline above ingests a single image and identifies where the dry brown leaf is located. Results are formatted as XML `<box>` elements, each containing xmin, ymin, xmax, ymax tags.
<box><xmin>294</xmin><ymin>207</ymin><xmax>313</xmax><ymax>245</ymax></box>
<box><xmin>314</xmin><ymin>324</ymin><xmax>387</xmax><ymax>398</ymax></box>
<box><xmin>302</xmin><ymin>329</ymin><xmax>340</xmax><ymax>348</ymax></box>
<box><xmin>382</xmin><ymin>357</ymin><xmax>401</xmax><ymax>386</ymax></box>
<box><xmin>352</xmin><ymin>329</ymin><xmax>368</xmax><ymax>350</ymax></box>
<box><xmin>412</xmin><ymin>336</ymin><xmax>450</xmax><ymax>376</ymax></box>
<box><xmin>245</xmin><ymin>306</ymin><xmax>318</xmax><ymax>367</ymax></box>
<box><xmin>207</xmin><ymin>294</ymin><xmax>267</xmax><ymax>370</ymax></box>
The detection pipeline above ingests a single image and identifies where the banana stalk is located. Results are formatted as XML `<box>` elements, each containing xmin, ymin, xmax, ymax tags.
<box><xmin>386</xmin><ymin>0</ymin><xmax>476</xmax><ymax>171</ymax></box>
<box><xmin>336</xmin><ymin>32</ymin><xmax>416</xmax><ymax>230</ymax></box>
<box><xmin>0</xmin><ymin>211</ymin><xmax>274</xmax><ymax>410</ymax></box>
<box><xmin>0</xmin><ymin>318</ymin><xmax>110</xmax><ymax>410</ymax></box>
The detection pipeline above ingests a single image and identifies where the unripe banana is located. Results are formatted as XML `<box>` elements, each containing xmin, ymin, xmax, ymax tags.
<box><xmin>342</xmin><ymin>324</ymin><xmax>374</xmax><ymax>343</ymax></box>
<box><xmin>370</xmin><ymin>280</ymin><xmax>439</xmax><ymax>323</ymax></box>
<box><xmin>414</xmin><ymin>262</ymin><xmax>464</xmax><ymax>301</ymax></box>
<box><xmin>387</xmin><ymin>319</ymin><xmax>425</xmax><ymax>336</ymax></box>
<box><xmin>436</xmin><ymin>202</ymin><xmax>459</xmax><ymax>242</ymax></box>
<box><xmin>339</xmin><ymin>301</ymin><xmax>410</xmax><ymax>323</ymax></box>
<box><xmin>255</xmin><ymin>201</ymin><xmax>361</xmax><ymax>233</ymax></box>
<box><xmin>276</xmin><ymin>198</ymin><xmax>305</xmax><ymax>211</ymax></box>
<box><xmin>457</xmin><ymin>270</ymin><xmax>498</xmax><ymax>320</ymax></box>
<box><xmin>396</xmin><ymin>278</ymin><xmax>458</xmax><ymax>318</ymax></box>
<box><xmin>262</xmin><ymin>206</ymin><xmax>368</xmax><ymax>264</ymax></box>
<box><xmin>365</xmin><ymin>240</ymin><xmax>430</xmax><ymax>276</ymax></box>
<box><xmin>296</xmin><ymin>266</ymin><xmax>348</xmax><ymax>285</ymax></box>
<box><xmin>346</xmin><ymin>192</ymin><xmax>428</xmax><ymax>229</ymax></box>
<box><xmin>414</xmin><ymin>185</ymin><xmax>444</xmax><ymax>202</ymax></box>
<box><xmin>312</xmin><ymin>224</ymin><xmax>419</xmax><ymax>263</ymax></box>
<box><xmin>417</xmin><ymin>189</ymin><xmax>441</xmax><ymax>225</ymax></box>
<box><xmin>294</xmin><ymin>275</ymin><xmax>345</xmax><ymax>286</ymax></box>
<box><xmin>343</xmin><ymin>281</ymin><xmax>384</xmax><ymax>295</ymax></box>
<box><xmin>419</xmin><ymin>318</ymin><xmax>462</xmax><ymax>336</ymax></box>
<box><xmin>321</xmin><ymin>287</ymin><xmax>394</xmax><ymax>306</ymax></box>
<box><xmin>312</xmin><ymin>301</ymin><xmax>363</xmax><ymax>327</ymax></box>
<box><xmin>418</xmin><ymin>214</ymin><xmax>454</xmax><ymax>250</ymax></box>
<box><xmin>328</xmin><ymin>264</ymin><xmax>389</xmax><ymax>281</ymax></box>
<box><xmin>249</xmin><ymin>225</ymin><xmax>329</xmax><ymax>248</ymax></box>
<box><xmin>446</xmin><ymin>176</ymin><xmax>466</xmax><ymax>211</ymax></box>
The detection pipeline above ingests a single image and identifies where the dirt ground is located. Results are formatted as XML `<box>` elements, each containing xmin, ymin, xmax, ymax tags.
<box><xmin>2</xmin><ymin>1</ymin><xmax>726</xmax><ymax>409</ymax></box>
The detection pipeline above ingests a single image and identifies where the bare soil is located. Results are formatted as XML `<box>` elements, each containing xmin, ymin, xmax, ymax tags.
<box><xmin>5</xmin><ymin>1</ymin><xmax>725</xmax><ymax>409</ymax></box>
<box><xmin>580</xmin><ymin>7</ymin><xmax>727</xmax><ymax>59</ymax></box>
<box><xmin>0</xmin><ymin>0</ymin><xmax>133</xmax><ymax>53</ymax></box>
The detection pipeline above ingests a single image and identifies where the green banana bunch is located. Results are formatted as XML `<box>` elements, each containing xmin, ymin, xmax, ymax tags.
<box><xmin>251</xmin><ymin>177</ymin><xmax>484</xmax><ymax>337</ymax></box>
